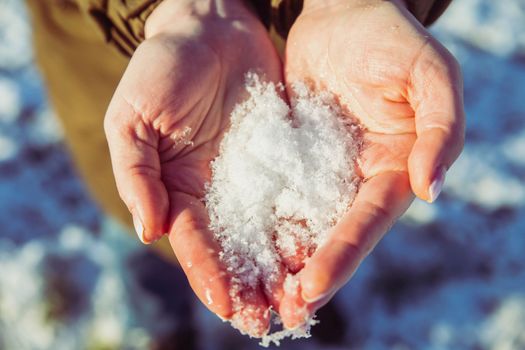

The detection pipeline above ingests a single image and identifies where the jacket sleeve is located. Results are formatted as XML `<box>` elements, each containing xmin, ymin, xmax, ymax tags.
<box><xmin>245</xmin><ymin>0</ymin><xmax>453</xmax><ymax>43</ymax></box>
<box><xmin>405</xmin><ymin>0</ymin><xmax>453</xmax><ymax>26</ymax></box>
<box><xmin>76</xmin><ymin>0</ymin><xmax>163</xmax><ymax>57</ymax></box>
<box><xmin>77</xmin><ymin>0</ymin><xmax>452</xmax><ymax>57</ymax></box>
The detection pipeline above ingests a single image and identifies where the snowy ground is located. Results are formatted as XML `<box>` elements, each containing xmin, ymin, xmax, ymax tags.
<box><xmin>0</xmin><ymin>0</ymin><xmax>524</xmax><ymax>349</ymax></box>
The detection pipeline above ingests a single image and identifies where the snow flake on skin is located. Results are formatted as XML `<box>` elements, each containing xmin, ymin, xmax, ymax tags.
<box><xmin>205</xmin><ymin>288</ymin><xmax>213</xmax><ymax>305</ymax></box>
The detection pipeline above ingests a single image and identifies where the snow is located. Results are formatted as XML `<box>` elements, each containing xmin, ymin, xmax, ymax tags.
<box><xmin>205</xmin><ymin>75</ymin><xmax>360</xmax><ymax>337</ymax></box>
<box><xmin>1</xmin><ymin>0</ymin><xmax>524</xmax><ymax>349</ymax></box>
<box><xmin>0</xmin><ymin>0</ymin><xmax>31</xmax><ymax>70</ymax></box>
<box><xmin>0</xmin><ymin>77</ymin><xmax>21</xmax><ymax>121</ymax></box>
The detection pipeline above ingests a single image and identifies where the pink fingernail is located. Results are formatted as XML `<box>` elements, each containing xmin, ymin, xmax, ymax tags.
<box><xmin>428</xmin><ymin>166</ymin><xmax>447</xmax><ymax>203</ymax></box>
<box><xmin>301</xmin><ymin>290</ymin><xmax>330</xmax><ymax>304</ymax></box>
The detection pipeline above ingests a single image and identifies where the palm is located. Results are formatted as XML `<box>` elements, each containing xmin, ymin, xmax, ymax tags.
<box><xmin>105</xmin><ymin>12</ymin><xmax>282</xmax><ymax>336</ymax></box>
<box><xmin>279</xmin><ymin>0</ymin><xmax>464</xmax><ymax>328</ymax></box>
<box><xmin>286</xmin><ymin>2</ymin><xmax>431</xmax><ymax>180</ymax></box>
<box><xmin>128</xmin><ymin>26</ymin><xmax>281</xmax><ymax>196</ymax></box>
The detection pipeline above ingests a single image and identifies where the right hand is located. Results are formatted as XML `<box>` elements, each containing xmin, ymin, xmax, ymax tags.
<box><xmin>104</xmin><ymin>0</ymin><xmax>282</xmax><ymax>336</ymax></box>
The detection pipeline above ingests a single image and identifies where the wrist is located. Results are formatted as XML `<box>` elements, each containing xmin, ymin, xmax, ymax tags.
<box><xmin>145</xmin><ymin>0</ymin><xmax>251</xmax><ymax>39</ymax></box>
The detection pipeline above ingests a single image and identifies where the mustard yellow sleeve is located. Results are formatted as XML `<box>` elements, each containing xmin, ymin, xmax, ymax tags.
<box><xmin>75</xmin><ymin>0</ymin><xmax>163</xmax><ymax>56</ymax></box>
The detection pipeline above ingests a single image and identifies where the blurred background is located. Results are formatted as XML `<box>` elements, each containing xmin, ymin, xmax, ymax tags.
<box><xmin>1</xmin><ymin>0</ymin><xmax>524</xmax><ymax>349</ymax></box>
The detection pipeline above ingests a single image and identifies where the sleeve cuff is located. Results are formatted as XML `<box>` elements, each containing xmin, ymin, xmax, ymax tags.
<box><xmin>82</xmin><ymin>0</ymin><xmax>451</xmax><ymax>57</ymax></box>
<box><xmin>82</xmin><ymin>0</ymin><xmax>164</xmax><ymax>57</ymax></box>
<box><xmin>404</xmin><ymin>0</ymin><xmax>453</xmax><ymax>26</ymax></box>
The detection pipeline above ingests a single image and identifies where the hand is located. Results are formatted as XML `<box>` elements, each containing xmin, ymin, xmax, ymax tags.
<box><xmin>104</xmin><ymin>0</ymin><xmax>282</xmax><ymax>336</ymax></box>
<box><xmin>280</xmin><ymin>0</ymin><xmax>465</xmax><ymax>327</ymax></box>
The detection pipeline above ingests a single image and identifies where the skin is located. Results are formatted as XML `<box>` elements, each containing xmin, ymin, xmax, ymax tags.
<box><xmin>279</xmin><ymin>0</ymin><xmax>465</xmax><ymax>328</ymax></box>
<box><xmin>104</xmin><ymin>0</ymin><xmax>465</xmax><ymax>335</ymax></box>
<box><xmin>104</xmin><ymin>0</ymin><xmax>284</xmax><ymax>336</ymax></box>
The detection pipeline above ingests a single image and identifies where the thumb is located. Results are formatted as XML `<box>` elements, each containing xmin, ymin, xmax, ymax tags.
<box><xmin>104</xmin><ymin>97</ymin><xmax>169</xmax><ymax>243</ymax></box>
<box><xmin>408</xmin><ymin>44</ymin><xmax>465</xmax><ymax>203</ymax></box>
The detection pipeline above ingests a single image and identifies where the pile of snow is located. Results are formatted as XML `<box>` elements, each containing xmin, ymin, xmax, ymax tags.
<box><xmin>206</xmin><ymin>75</ymin><xmax>361</xmax><ymax>342</ymax></box>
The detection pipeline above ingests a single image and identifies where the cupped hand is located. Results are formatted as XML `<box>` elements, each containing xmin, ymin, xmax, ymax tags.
<box><xmin>280</xmin><ymin>0</ymin><xmax>465</xmax><ymax>327</ymax></box>
<box><xmin>104</xmin><ymin>0</ymin><xmax>282</xmax><ymax>336</ymax></box>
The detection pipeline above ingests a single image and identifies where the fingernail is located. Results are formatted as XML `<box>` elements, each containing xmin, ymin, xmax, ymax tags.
<box><xmin>301</xmin><ymin>290</ymin><xmax>330</xmax><ymax>304</ymax></box>
<box><xmin>217</xmin><ymin>314</ymin><xmax>230</xmax><ymax>322</ymax></box>
<box><xmin>132</xmin><ymin>213</ymin><xmax>148</xmax><ymax>244</ymax></box>
<box><xmin>282</xmin><ymin>305</ymin><xmax>311</xmax><ymax>331</ymax></box>
<box><xmin>428</xmin><ymin>166</ymin><xmax>447</xmax><ymax>203</ymax></box>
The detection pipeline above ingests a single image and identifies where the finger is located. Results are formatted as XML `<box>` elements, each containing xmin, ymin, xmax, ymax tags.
<box><xmin>104</xmin><ymin>98</ymin><xmax>169</xmax><ymax>243</ymax></box>
<box><xmin>299</xmin><ymin>171</ymin><xmax>413</xmax><ymax>303</ymax></box>
<box><xmin>261</xmin><ymin>261</ymin><xmax>287</xmax><ymax>312</ymax></box>
<box><xmin>407</xmin><ymin>45</ymin><xmax>465</xmax><ymax>203</ymax></box>
<box><xmin>168</xmin><ymin>192</ymin><xmax>270</xmax><ymax>337</ymax></box>
<box><xmin>358</xmin><ymin>131</ymin><xmax>415</xmax><ymax>178</ymax></box>
<box><xmin>279</xmin><ymin>273</ymin><xmax>335</xmax><ymax>330</ymax></box>
<box><xmin>279</xmin><ymin>243</ymin><xmax>309</xmax><ymax>273</ymax></box>
<box><xmin>230</xmin><ymin>286</ymin><xmax>271</xmax><ymax>338</ymax></box>
<box><xmin>274</xmin><ymin>220</ymin><xmax>314</xmax><ymax>273</ymax></box>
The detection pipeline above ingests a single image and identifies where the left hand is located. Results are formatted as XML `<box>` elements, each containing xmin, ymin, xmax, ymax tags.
<box><xmin>104</xmin><ymin>0</ymin><xmax>283</xmax><ymax>336</ymax></box>
<box><xmin>279</xmin><ymin>0</ymin><xmax>465</xmax><ymax>328</ymax></box>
